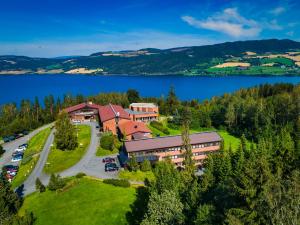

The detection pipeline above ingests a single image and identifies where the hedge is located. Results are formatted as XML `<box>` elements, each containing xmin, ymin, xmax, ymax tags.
<box><xmin>103</xmin><ymin>179</ymin><xmax>130</xmax><ymax>188</ymax></box>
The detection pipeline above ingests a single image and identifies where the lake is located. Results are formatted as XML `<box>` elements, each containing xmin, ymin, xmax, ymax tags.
<box><xmin>0</xmin><ymin>74</ymin><xmax>300</xmax><ymax>105</ymax></box>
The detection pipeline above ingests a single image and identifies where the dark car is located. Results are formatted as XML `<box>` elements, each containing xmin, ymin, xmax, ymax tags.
<box><xmin>8</xmin><ymin>135</ymin><xmax>16</xmax><ymax>141</ymax></box>
<box><xmin>2</xmin><ymin>165</ymin><xmax>19</xmax><ymax>172</ymax></box>
<box><xmin>102</xmin><ymin>157</ymin><xmax>115</xmax><ymax>163</ymax></box>
<box><xmin>14</xmin><ymin>133</ymin><xmax>24</xmax><ymax>139</ymax></box>
<box><xmin>22</xmin><ymin>130</ymin><xmax>29</xmax><ymax>135</ymax></box>
<box><xmin>105</xmin><ymin>163</ymin><xmax>119</xmax><ymax>172</ymax></box>
<box><xmin>3</xmin><ymin>136</ymin><xmax>10</xmax><ymax>143</ymax></box>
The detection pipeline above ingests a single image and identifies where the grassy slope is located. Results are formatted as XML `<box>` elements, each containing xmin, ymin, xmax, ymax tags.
<box><xmin>12</xmin><ymin>128</ymin><xmax>51</xmax><ymax>188</ymax></box>
<box><xmin>44</xmin><ymin>125</ymin><xmax>91</xmax><ymax>174</ymax></box>
<box><xmin>119</xmin><ymin>170</ymin><xmax>155</xmax><ymax>182</ymax></box>
<box><xmin>19</xmin><ymin>178</ymin><xmax>136</xmax><ymax>225</ymax></box>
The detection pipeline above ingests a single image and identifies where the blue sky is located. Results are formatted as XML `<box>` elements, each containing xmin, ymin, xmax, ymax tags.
<box><xmin>1</xmin><ymin>0</ymin><xmax>299</xmax><ymax>57</ymax></box>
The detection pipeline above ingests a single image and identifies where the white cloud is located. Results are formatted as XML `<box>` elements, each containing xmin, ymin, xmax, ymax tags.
<box><xmin>269</xmin><ymin>7</ymin><xmax>286</xmax><ymax>16</ymax></box>
<box><xmin>182</xmin><ymin>8</ymin><xmax>261</xmax><ymax>38</ymax></box>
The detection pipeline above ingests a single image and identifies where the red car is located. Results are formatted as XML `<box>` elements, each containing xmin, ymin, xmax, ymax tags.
<box><xmin>102</xmin><ymin>157</ymin><xmax>115</xmax><ymax>163</ymax></box>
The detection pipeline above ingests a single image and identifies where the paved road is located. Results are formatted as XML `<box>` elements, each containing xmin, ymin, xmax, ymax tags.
<box><xmin>60</xmin><ymin>121</ymin><xmax>119</xmax><ymax>179</ymax></box>
<box><xmin>0</xmin><ymin>123</ymin><xmax>54</xmax><ymax>169</ymax></box>
<box><xmin>22</xmin><ymin>129</ymin><xmax>54</xmax><ymax>195</ymax></box>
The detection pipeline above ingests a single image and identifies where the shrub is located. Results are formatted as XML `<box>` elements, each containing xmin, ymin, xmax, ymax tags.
<box><xmin>150</xmin><ymin>121</ymin><xmax>170</xmax><ymax>135</ymax></box>
<box><xmin>48</xmin><ymin>174</ymin><xmax>66</xmax><ymax>191</ymax></box>
<box><xmin>128</xmin><ymin>155</ymin><xmax>139</xmax><ymax>171</ymax></box>
<box><xmin>141</xmin><ymin>159</ymin><xmax>152</xmax><ymax>172</ymax></box>
<box><xmin>35</xmin><ymin>178</ymin><xmax>46</xmax><ymax>193</ymax></box>
<box><xmin>100</xmin><ymin>134</ymin><xmax>115</xmax><ymax>151</ymax></box>
<box><xmin>103</xmin><ymin>179</ymin><xmax>130</xmax><ymax>188</ymax></box>
<box><xmin>21</xmin><ymin>155</ymin><xmax>33</xmax><ymax>165</ymax></box>
<box><xmin>75</xmin><ymin>172</ymin><xmax>86</xmax><ymax>178</ymax></box>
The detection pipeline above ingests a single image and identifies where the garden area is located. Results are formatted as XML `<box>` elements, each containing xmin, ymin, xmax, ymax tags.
<box><xmin>19</xmin><ymin>177</ymin><xmax>137</xmax><ymax>225</ymax></box>
<box><xmin>44</xmin><ymin>125</ymin><xmax>91</xmax><ymax>174</ymax></box>
<box><xmin>11</xmin><ymin>127</ymin><xmax>52</xmax><ymax>188</ymax></box>
<box><xmin>96</xmin><ymin>132</ymin><xmax>121</xmax><ymax>156</ymax></box>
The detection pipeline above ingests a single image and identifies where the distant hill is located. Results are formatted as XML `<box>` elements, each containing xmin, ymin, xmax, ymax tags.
<box><xmin>1</xmin><ymin>39</ymin><xmax>300</xmax><ymax>75</ymax></box>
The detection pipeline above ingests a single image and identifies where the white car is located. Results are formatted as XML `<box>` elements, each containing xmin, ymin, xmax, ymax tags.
<box><xmin>14</xmin><ymin>147</ymin><xmax>25</xmax><ymax>153</ymax></box>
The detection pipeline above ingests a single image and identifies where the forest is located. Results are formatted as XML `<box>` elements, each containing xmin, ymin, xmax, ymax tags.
<box><xmin>0</xmin><ymin>83</ymin><xmax>299</xmax><ymax>224</ymax></box>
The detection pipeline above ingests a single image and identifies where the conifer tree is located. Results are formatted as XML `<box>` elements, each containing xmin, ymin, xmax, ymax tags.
<box><xmin>55</xmin><ymin>111</ymin><xmax>78</xmax><ymax>150</ymax></box>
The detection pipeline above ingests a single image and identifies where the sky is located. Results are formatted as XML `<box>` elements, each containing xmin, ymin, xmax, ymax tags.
<box><xmin>1</xmin><ymin>0</ymin><xmax>299</xmax><ymax>57</ymax></box>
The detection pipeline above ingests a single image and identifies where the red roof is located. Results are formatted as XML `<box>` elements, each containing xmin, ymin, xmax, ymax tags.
<box><xmin>63</xmin><ymin>102</ymin><xmax>102</xmax><ymax>113</ymax></box>
<box><xmin>98</xmin><ymin>104</ymin><xmax>131</xmax><ymax>122</ymax></box>
<box><xmin>125</xmin><ymin>131</ymin><xmax>222</xmax><ymax>153</ymax></box>
<box><xmin>119</xmin><ymin>121</ymin><xmax>151</xmax><ymax>136</ymax></box>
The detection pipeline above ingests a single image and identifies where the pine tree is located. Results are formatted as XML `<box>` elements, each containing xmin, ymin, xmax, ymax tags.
<box><xmin>55</xmin><ymin>111</ymin><xmax>78</xmax><ymax>150</ymax></box>
<box><xmin>141</xmin><ymin>190</ymin><xmax>184</xmax><ymax>225</ymax></box>
<box><xmin>181</xmin><ymin>108</ymin><xmax>195</xmax><ymax>184</ymax></box>
<box><xmin>35</xmin><ymin>178</ymin><xmax>45</xmax><ymax>193</ymax></box>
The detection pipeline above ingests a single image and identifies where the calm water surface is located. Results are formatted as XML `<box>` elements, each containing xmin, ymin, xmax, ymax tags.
<box><xmin>0</xmin><ymin>74</ymin><xmax>300</xmax><ymax>105</ymax></box>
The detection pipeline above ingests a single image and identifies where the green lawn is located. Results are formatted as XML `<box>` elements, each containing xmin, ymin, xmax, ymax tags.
<box><xmin>19</xmin><ymin>178</ymin><xmax>136</xmax><ymax>225</ymax></box>
<box><xmin>96</xmin><ymin>146</ymin><xmax>119</xmax><ymax>156</ymax></box>
<box><xmin>11</xmin><ymin>128</ymin><xmax>52</xmax><ymax>188</ymax></box>
<box><xmin>218</xmin><ymin>130</ymin><xmax>252</xmax><ymax>151</ymax></box>
<box><xmin>119</xmin><ymin>170</ymin><xmax>155</xmax><ymax>182</ymax></box>
<box><xmin>44</xmin><ymin>125</ymin><xmax>91</xmax><ymax>174</ymax></box>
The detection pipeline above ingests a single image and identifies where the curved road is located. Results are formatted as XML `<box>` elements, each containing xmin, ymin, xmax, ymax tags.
<box><xmin>22</xmin><ymin>122</ymin><xmax>119</xmax><ymax>196</ymax></box>
<box><xmin>0</xmin><ymin>123</ymin><xmax>54</xmax><ymax>168</ymax></box>
<box><xmin>60</xmin><ymin>121</ymin><xmax>119</xmax><ymax>179</ymax></box>
<box><xmin>22</xmin><ymin>129</ymin><xmax>54</xmax><ymax>195</ymax></box>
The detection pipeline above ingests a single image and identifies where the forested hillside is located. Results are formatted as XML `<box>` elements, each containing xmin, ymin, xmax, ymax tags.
<box><xmin>1</xmin><ymin>39</ymin><xmax>300</xmax><ymax>75</ymax></box>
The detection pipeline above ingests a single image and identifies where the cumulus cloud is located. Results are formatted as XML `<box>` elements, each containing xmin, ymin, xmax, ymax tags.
<box><xmin>182</xmin><ymin>8</ymin><xmax>261</xmax><ymax>38</ymax></box>
<box><xmin>269</xmin><ymin>7</ymin><xmax>286</xmax><ymax>16</ymax></box>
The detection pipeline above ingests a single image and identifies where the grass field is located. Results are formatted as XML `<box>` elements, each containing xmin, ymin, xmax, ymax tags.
<box><xmin>11</xmin><ymin>128</ymin><xmax>52</xmax><ymax>188</ymax></box>
<box><xmin>19</xmin><ymin>178</ymin><xmax>136</xmax><ymax>225</ymax></box>
<box><xmin>119</xmin><ymin>170</ymin><xmax>155</xmax><ymax>182</ymax></box>
<box><xmin>44</xmin><ymin>125</ymin><xmax>91</xmax><ymax>174</ymax></box>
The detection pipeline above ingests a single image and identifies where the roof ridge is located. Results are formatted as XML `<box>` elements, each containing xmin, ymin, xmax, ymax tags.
<box><xmin>124</xmin><ymin>130</ymin><xmax>219</xmax><ymax>143</ymax></box>
<box><xmin>109</xmin><ymin>103</ymin><xmax>119</xmax><ymax>117</ymax></box>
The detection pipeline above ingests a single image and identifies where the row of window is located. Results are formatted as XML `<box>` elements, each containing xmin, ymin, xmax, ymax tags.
<box><xmin>161</xmin><ymin>150</ymin><xmax>217</xmax><ymax>160</ymax></box>
<box><xmin>132</xmin><ymin>142</ymin><xmax>220</xmax><ymax>156</ymax></box>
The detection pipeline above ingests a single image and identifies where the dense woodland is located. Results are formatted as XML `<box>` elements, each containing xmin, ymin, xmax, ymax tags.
<box><xmin>0</xmin><ymin>83</ymin><xmax>299</xmax><ymax>224</ymax></box>
<box><xmin>1</xmin><ymin>39</ymin><xmax>300</xmax><ymax>75</ymax></box>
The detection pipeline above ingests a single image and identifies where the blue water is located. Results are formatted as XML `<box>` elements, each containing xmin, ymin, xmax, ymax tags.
<box><xmin>0</xmin><ymin>74</ymin><xmax>300</xmax><ymax>105</ymax></box>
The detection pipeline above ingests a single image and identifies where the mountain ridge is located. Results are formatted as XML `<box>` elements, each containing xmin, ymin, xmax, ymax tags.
<box><xmin>1</xmin><ymin>39</ymin><xmax>300</xmax><ymax>76</ymax></box>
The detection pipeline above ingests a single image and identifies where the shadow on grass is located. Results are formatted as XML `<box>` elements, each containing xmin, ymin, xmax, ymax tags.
<box><xmin>126</xmin><ymin>186</ymin><xmax>149</xmax><ymax>225</ymax></box>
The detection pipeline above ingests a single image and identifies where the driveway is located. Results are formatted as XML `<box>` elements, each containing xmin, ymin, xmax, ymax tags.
<box><xmin>22</xmin><ymin>129</ymin><xmax>55</xmax><ymax>195</ymax></box>
<box><xmin>60</xmin><ymin>121</ymin><xmax>120</xmax><ymax>179</ymax></box>
<box><xmin>0</xmin><ymin>123</ymin><xmax>54</xmax><ymax>169</ymax></box>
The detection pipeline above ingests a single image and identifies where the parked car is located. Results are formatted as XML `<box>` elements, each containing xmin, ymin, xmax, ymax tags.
<box><xmin>2</xmin><ymin>165</ymin><xmax>19</xmax><ymax>172</ymax></box>
<box><xmin>11</xmin><ymin>152</ymin><xmax>23</xmax><ymax>162</ymax></box>
<box><xmin>105</xmin><ymin>163</ymin><xmax>119</xmax><ymax>172</ymax></box>
<box><xmin>14</xmin><ymin>133</ymin><xmax>24</xmax><ymax>139</ymax></box>
<box><xmin>2</xmin><ymin>136</ymin><xmax>10</xmax><ymax>143</ymax></box>
<box><xmin>19</xmin><ymin>143</ymin><xmax>28</xmax><ymax>149</ymax></box>
<box><xmin>14</xmin><ymin>147</ymin><xmax>25</xmax><ymax>153</ymax></box>
<box><xmin>22</xmin><ymin>130</ymin><xmax>29</xmax><ymax>135</ymax></box>
<box><xmin>102</xmin><ymin>157</ymin><xmax>115</xmax><ymax>163</ymax></box>
<box><xmin>8</xmin><ymin>135</ymin><xmax>16</xmax><ymax>141</ymax></box>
